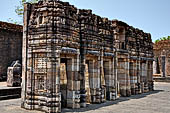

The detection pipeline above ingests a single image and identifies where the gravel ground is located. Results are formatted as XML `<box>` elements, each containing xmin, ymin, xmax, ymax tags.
<box><xmin>0</xmin><ymin>82</ymin><xmax>170</xmax><ymax>113</ymax></box>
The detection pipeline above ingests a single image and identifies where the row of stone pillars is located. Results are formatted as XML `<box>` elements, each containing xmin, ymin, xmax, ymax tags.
<box><xmin>22</xmin><ymin>48</ymin><xmax>117</xmax><ymax>113</ymax></box>
<box><xmin>117</xmin><ymin>55</ymin><xmax>153</xmax><ymax>97</ymax></box>
<box><xmin>22</xmin><ymin>45</ymin><xmax>153</xmax><ymax>113</ymax></box>
<box><xmin>82</xmin><ymin>55</ymin><xmax>117</xmax><ymax>104</ymax></box>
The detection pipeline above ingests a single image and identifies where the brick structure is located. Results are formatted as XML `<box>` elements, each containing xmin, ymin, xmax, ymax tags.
<box><xmin>153</xmin><ymin>40</ymin><xmax>170</xmax><ymax>77</ymax></box>
<box><xmin>0</xmin><ymin>21</ymin><xmax>22</xmax><ymax>80</ymax></box>
<box><xmin>22</xmin><ymin>0</ymin><xmax>154</xmax><ymax>113</ymax></box>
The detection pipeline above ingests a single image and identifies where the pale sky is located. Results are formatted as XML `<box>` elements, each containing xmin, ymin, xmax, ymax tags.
<box><xmin>0</xmin><ymin>0</ymin><xmax>170</xmax><ymax>42</ymax></box>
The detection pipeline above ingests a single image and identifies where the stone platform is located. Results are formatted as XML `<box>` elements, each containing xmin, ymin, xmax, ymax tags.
<box><xmin>154</xmin><ymin>77</ymin><xmax>170</xmax><ymax>82</ymax></box>
<box><xmin>0</xmin><ymin>82</ymin><xmax>170</xmax><ymax>113</ymax></box>
<box><xmin>0</xmin><ymin>82</ymin><xmax>21</xmax><ymax>100</ymax></box>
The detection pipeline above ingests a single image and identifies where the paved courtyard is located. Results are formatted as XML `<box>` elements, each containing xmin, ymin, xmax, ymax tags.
<box><xmin>0</xmin><ymin>82</ymin><xmax>170</xmax><ymax>113</ymax></box>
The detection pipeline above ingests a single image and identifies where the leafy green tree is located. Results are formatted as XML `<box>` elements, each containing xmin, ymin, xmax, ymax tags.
<box><xmin>155</xmin><ymin>36</ymin><xmax>170</xmax><ymax>43</ymax></box>
<box><xmin>8</xmin><ymin>0</ymin><xmax>38</xmax><ymax>24</ymax></box>
<box><xmin>162</xmin><ymin>37</ymin><xmax>167</xmax><ymax>40</ymax></box>
<box><xmin>7</xmin><ymin>18</ymin><xmax>19</xmax><ymax>25</ymax></box>
<box><xmin>168</xmin><ymin>36</ymin><xmax>170</xmax><ymax>40</ymax></box>
<box><xmin>15</xmin><ymin>0</ymin><xmax>39</xmax><ymax>18</ymax></box>
<box><xmin>155</xmin><ymin>39</ymin><xmax>160</xmax><ymax>43</ymax></box>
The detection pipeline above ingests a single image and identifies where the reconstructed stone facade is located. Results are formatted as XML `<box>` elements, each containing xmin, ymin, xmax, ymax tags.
<box><xmin>113</xmin><ymin>20</ymin><xmax>154</xmax><ymax>96</ymax></box>
<box><xmin>153</xmin><ymin>40</ymin><xmax>170</xmax><ymax>77</ymax></box>
<box><xmin>0</xmin><ymin>21</ymin><xmax>22</xmax><ymax>80</ymax></box>
<box><xmin>22</xmin><ymin>0</ymin><xmax>154</xmax><ymax>113</ymax></box>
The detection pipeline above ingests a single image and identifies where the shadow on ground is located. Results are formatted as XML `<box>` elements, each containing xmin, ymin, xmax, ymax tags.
<box><xmin>62</xmin><ymin>90</ymin><xmax>163</xmax><ymax>113</ymax></box>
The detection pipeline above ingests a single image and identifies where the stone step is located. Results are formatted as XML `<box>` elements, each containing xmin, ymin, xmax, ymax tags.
<box><xmin>0</xmin><ymin>86</ymin><xmax>21</xmax><ymax>100</ymax></box>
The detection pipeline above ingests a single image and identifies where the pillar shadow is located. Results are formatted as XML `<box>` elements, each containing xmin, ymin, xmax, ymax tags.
<box><xmin>62</xmin><ymin>90</ymin><xmax>163</xmax><ymax>113</ymax></box>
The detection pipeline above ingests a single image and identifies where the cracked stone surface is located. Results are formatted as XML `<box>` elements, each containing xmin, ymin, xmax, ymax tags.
<box><xmin>0</xmin><ymin>82</ymin><xmax>170</xmax><ymax>113</ymax></box>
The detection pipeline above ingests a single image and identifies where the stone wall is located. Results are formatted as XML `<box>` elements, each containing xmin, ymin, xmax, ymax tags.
<box><xmin>153</xmin><ymin>40</ymin><xmax>170</xmax><ymax>76</ymax></box>
<box><xmin>113</xmin><ymin>20</ymin><xmax>154</xmax><ymax>95</ymax></box>
<box><xmin>22</xmin><ymin>0</ymin><xmax>154</xmax><ymax>113</ymax></box>
<box><xmin>0</xmin><ymin>21</ymin><xmax>22</xmax><ymax>79</ymax></box>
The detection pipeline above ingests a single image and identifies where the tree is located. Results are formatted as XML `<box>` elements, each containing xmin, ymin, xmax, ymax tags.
<box><xmin>15</xmin><ymin>0</ymin><xmax>39</xmax><ymax>18</ymax></box>
<box><xmin>155</xmin><ymin>36</ymin><xmax>170</xmax><ymax>43</ymax></box>
<box><xmin>168</xmin><ymin>36</ymin><xmax>170</xmax><ymax>40</ymax></box>
<box><xmin>155</xmin><ymin>39</ymin><xmax>160</xmax><ymax>43</ymax></box>
<box><xmin>8</xmin><ymin>0</ymin><xmax>38</xmax><ymax>24</ymax></box>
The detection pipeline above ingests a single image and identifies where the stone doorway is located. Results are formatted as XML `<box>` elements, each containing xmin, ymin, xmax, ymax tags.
<box><xmin>60</xmin><ymin>58</ymin><xmax>68</xmax><ymax>108</ymax></box>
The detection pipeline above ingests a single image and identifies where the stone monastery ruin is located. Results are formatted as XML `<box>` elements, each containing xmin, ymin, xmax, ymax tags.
<box><xmin>21</xmin><ymin>0</ymin><xmax>154</xmax><ymax>112</ymax></box>
<box><xmin>153</xmin><ymin>40</ymin><xmax>170</xmax><ymax>77</ymax></box>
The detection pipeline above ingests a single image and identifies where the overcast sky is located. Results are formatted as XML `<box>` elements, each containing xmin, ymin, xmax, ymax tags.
<box><xmin>0</xmin><ymin>0</ymin><xmax>169</xmax><ymax>42</ymax></box>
